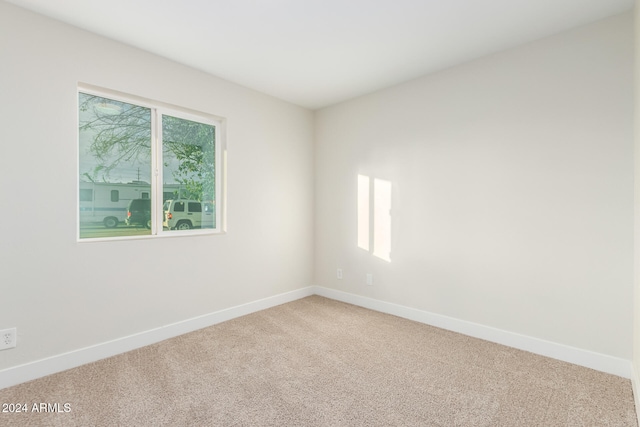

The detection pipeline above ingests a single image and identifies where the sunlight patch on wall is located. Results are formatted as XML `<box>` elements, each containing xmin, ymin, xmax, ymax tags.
<box><xmin>357</xmin><ymin>174</ymin><xmax>391</xmax><ymax>262</ymax></box>
<box><xmin>373</xmin><ymin>178</ymin><xmax>392</xmax><ymax>262</ymax></box>
<box><xmin>357</xmin><ymin>174</ymin><xmax>370</xmax><ymax>251</ymax></box>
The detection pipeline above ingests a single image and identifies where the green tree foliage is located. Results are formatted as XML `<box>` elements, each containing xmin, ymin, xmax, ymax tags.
<box><xmin>79</xmin><ymin>93</ymin><xmax>215</xmax><ymax>202</ymax></box>
<box><xmin>163</xmin><ymin>115</ymin><xmax>215</xmax><ymax>202</ymax></box>
<box><xmin>79</xmin><ymin>94</ymin><xmax>151</xmax><ymax>182</ymax></box>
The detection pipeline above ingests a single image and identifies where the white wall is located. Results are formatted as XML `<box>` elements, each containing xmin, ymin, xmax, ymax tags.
<box><xmin>0</xmin><ymin>2</ymin><xmax>314</xmax><ymax>371</ymax></box>
<box><xmin>315</xmin><ymin>13</ymin><xmax>634</xmax><ymax>359</ymax></box>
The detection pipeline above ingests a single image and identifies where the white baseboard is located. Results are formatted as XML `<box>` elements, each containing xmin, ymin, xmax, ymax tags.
<box><xmin>0</xmin><ymin>285</ymin><xmax>633</xmax><ymax>391</ymax></box>
<box><xmin>0</xmin><ymin>287</ymin><xmax>315</xmax><ymax>390</ymax></box>
<box><xmin>312</xmin><ymin>286</ymin><xmax>633</xmax><ymax>379</ymax></box>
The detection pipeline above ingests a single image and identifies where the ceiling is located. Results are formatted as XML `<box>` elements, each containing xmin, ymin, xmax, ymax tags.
<box><xmin>5</xmin><ymin>0</ymin><xmax>634</xmax><ymax>110</ymax></box>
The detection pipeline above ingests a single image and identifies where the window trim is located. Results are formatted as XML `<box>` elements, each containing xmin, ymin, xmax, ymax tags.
<box><xmin>77</xmin><ymin>83</ymin><xmax>226</xmax><ymax>242</ymax></box>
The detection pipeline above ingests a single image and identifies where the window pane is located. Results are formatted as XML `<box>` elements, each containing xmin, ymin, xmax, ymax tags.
<box><xmin>78</xmin><ymin>93</ymin><xmax>152</xmax><ymax>238</ymax></box>
<box><xmin>162</xmin><ymin>115</ymin><xmax>216</xmax><ymax>231</ymax></box>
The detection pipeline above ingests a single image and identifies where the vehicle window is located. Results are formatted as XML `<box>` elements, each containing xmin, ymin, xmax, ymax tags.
<box><xmin>188</xmin><ymin>202</ymin><xmax>201</xmax><ymax>213</ymax></box>
<box><xmin>79</xmin><ymin>189</ymin><xmax>93</xmax><ymax>202</ymax></box>
<box><xmin>174</xmin><ymin>202</ymin><xmax>185</xmax><ymax>212</ymax></box>
<box><xmin>131</xmin><ymin>200</ymin><xmax>149</xmax><ymax>211</ymax></box>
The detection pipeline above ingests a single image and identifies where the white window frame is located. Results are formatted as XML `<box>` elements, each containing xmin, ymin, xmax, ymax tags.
<box><xmin>77</xmin><ymin>84</ymin><xmax>226</xmax><ymax>242</ymax></box>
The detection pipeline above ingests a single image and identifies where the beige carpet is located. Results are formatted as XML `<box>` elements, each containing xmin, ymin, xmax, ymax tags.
<box><xmin>0</xmin><ymin>295</ymin><xmax>636</xmax><ymax>426</ymax></box>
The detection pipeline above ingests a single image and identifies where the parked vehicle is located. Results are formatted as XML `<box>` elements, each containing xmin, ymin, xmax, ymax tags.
<box><xmin>163</xmin><ymin>199</ymin><xmax>215</xmax><ymax>230</ymax></box>
<box><xmin>79</xmin><ymin>181</ymin><xmax>182</xmax><ymax>228</ymax></box>
<box><xmin>125</xmin><ymin>198</ymin><xmax>152</xmax><ymax>229</ymax></box>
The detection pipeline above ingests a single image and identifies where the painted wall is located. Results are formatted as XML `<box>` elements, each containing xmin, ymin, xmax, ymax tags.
<box><xmin>315</xmin><ymin>13</ymin><xmax>634</xmax><ymax>359</ymax></box>
<box><xmin>0</xmin><ymin>2</ymin><xmax>314</xmax><ymax>370</ymax></box>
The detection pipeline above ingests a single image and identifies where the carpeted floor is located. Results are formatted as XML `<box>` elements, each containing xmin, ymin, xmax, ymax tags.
<box><xmin>0</xmin><ymin>295</ymin><xmax>637</xmax><ymax>426</ymax></box>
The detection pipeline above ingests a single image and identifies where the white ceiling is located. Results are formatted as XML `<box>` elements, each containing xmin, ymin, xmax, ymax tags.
<box><xmin>6</xmin><ymin>0</ymin><xmax>634</xmax><ymax>109</ymax></box>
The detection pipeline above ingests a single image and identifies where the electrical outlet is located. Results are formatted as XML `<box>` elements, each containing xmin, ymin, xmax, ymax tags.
<box><xmin>366</xmin><ymin>274</ymin><xmax>373</xmax><ymax>286</ymax></box>
<box><xmin>337</xmin><ymin>268</ymin><xmax>343</xmax><ymax>279</ymax></box>
<box><xmin>0</xmin><ymin>328</ymin><xmax>17</xmax><ymax>350</ymax></box>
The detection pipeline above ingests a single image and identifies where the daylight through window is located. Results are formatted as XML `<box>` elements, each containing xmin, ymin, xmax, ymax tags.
<box><xmin>357</xmin><ymin>174</ymin><xmax>392</xmax><ymax>262</ymax></box>
<box><xmin>78</xmin><ymin>87</ymin><xmax>223</xmax><ymax>240</ymax></box>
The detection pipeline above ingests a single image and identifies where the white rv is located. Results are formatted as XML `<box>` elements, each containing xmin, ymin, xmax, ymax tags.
<box><xmin>79</xmin><ymin>181</ymin><xmax>182</xmax><ymax>227</ymax></box>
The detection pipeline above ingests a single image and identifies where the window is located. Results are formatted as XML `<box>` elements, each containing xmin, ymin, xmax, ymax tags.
<box><xmin>78</xmin><ymin>86</ymin><xmax>224</xmax><ymax>240</ymax></box>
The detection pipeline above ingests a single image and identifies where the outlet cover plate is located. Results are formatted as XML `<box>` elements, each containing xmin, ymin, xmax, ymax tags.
<box><xmin>0</xmin><ymin>328</ymin><xmax>17</xmax><ymax>350</ymax></box>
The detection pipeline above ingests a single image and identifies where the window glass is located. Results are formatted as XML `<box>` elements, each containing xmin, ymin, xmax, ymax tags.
<box><xmin>79</xmin><ymin>93</ymin><xmax>152</xmax><ymax>238</ymax></box>
<box><xmin>162</xmin><ymin>115</ymin><xmax>216</xmax><ymax>231</ymax></box>
<box><xmin>79</xmin><ymin>89</ymin><xmax>222</xmax><ymax>240</ymax></box>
